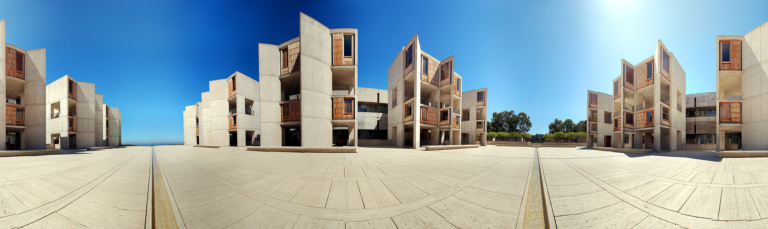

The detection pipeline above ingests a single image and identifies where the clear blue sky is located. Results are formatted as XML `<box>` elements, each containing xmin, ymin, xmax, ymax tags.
<box><xmin>1</xmin><ymin>0</ymin><xmax>766</xmax><ymax>145</ymax></box>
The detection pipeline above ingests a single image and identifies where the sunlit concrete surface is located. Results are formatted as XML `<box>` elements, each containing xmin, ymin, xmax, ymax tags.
<box><xmin>154</xmin><ymin>145</ymin><xmax>533</xmax><ymax>228</ymax></box>
<box><xmin>540</xmin><ymin>147</ymin><xmax>768</xmax><ymax>228</ymax></box>
<box><xmin>0</xmin><ymin>147</ymin><xmax>151</xmax><ymax>228</ymax></box>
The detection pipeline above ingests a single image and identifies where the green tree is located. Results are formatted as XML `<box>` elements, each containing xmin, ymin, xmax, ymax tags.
<box><xmin>576</xmin><ymin>120</ymin><xmax>587</xmax><ymax>133</ymax></box>
<box><xmin>563</xmin><ymin>119</ymin><xmax>576</xmax><ymax>133</ymax></box>
<box><xmin>510</xmin><ymin>132</ymin><xmax>521</xmax><ymax>141</ymax></box>
<box><xmin>517</xmin><ymin>112</ymin><xmax>532</xmax><ymax>133</ymax></box>
<box><xmin>554</xmin><ymin>132</ymin><xmax>566</xmax><ymax>142</ymax></box>
<box><xmin>522</xmin><ymin>133</ymin><xmax>531</xmax><ymax>141</ymax></box>
<box><xmin>566</xmin><ymin>132</ymin><xmax>577</xmax><ymax>142</ymax></box>
<box><xmin>543</xmin><ymin>134</ymin><xmax>553</xmax><ymax>142</ymax></box>
<box><xmin>548</xmin><ymin>119</ymin><xmax>563</xmax><ymax>134</ymax></box>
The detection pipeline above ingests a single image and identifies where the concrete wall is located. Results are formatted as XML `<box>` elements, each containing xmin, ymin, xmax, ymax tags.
<box><xmin>200</xmin><ymin>92</ymin><xmax>211</xmax><ymax>146</ymax></box>
<box><xmin>106</xmin><ymin>106</ymin><xmax>121</xmax><ymax>146</ymax></box>
<box><xmin>183</xmin><ymin>104</ymin><xmax>197</xmax><ymax>146</ymax></box>
<box><xmin>95</xmin><ymin>94</ymin><xmax>103</xmax><ymax>146</ymax></box>
<box><xmin>461</xmin><ymin>88</ymin><xmax>487</xmax><ymax>146</ymax></box>
<box><xmin>587</xmin><ymin>91</ymin><xmax>614</xmax><ymax>148</ymax></box>
<box><xmin>258</xmin><ymin>44</ymin><xmax>281</xmax><ymax>147</ymax></box>
<box><xmin>45</xmin><ymin>76</ymin><xmax>71</xmax><ymax>149</ymax></box>
<box><xmin>299</xmin><ymin>13</ymin><xmax>333</xmax><ymax>147</ymax></box>
<box><xmin>387</xmin><ymin>44</ymin><xmax>406</xmax><ymax>147</ymax></box>
<box><xmin>209</xmin><ymin>79</ymin><xmax>229</xmax><ymax>146</ymax></box>
<box><xmin>738</xmin><ymin>22</ymin><xmax>768</xmax><ymax>150</ymax></box>
<box><xmin>24</xmin><ymin>48</ymin><xmax>46</xmax><ymax>149</ymax></box>
<box><xmin>686</xmin><ymin>92</ymin><xmax>716</xmax><ymax>108</ymax></box>
<box><xmin>233</xmin><ymin>72</ymin><xmax>260</xmax><ymax>146</ymax></box>
<box><xmin>76</xmin><ymin>82</ymin><xmax>96</xmax><ymax>148</ymax></box>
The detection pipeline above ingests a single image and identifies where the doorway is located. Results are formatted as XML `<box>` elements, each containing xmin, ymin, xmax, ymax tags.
<box><xmin>6</xmin><ymin>132</ymin><xmax>19</xmax><ymax>150</ymax></box>
<box><xmin>284</xmin><ymin>127</ymin><xmax>301</xmax><ymax>146</ymax></box>
<box><xmin>333</xmin><ymin>129</ymin><xmax>349</xmax><ymax>146</ymax></box>
<box><xmin>229</xmin><ymin>132</ymin><xmax>237</xmax><ymax>146</ymax></box>
<box><xmin>604</xmin><ymin>136</ymin><xmax>612</xmax><ymax>147</ymax></box>
<box><xmin>461</xmin><ymin>133</ymin><xmax>469</xmax><ymax>144</ymax></box>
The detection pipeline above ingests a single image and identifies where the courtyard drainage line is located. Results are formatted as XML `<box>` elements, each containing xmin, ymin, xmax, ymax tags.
<box><xmin>522</xmin><ymin>148</ymin><xmax>555</xmax><ymax>229</ymax></box>
<box><xmin>150</xmin><ymin>147</ymin><xmax>179</xmax><ymax>229</ymax></box>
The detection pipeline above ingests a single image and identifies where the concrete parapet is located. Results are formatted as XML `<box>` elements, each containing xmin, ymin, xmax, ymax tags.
<box><xmin>247</xmin><ymin>146</ymin><xmax>356</xmax><ymax>153</ymax></box>
<box><xmin>193</xmin><ymin>145</ymin><xmax>220</xmax><ymax>148</ymax></box>
<box><xmin>594</xmin><ymin>147</ymin><xmax>652</xmax><ymax>154</ymax></box>
<box><xmin>0</xmin><ymin>149</ymin><xmax>60</xmax><ymax>157</ymax></box>
<box><xmin>424</xmin><ymin>145</ymin><xmax>479</xmax><ymax>151</ymax></box>
<box><xmin>86</xmin><ymin>146</ymin><xmax>113</xmax><ymax>151</ymax></box>
<box><xmin>718</xmin><ymin>151</ymin><xmax>768</xmax><ymax>158</ymax></box>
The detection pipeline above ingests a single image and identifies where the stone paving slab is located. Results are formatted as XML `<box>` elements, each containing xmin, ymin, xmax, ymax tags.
<box><xmin>154</xmin><ymin>145</ymin><xmax>533</xmax><ymax>228</ymax></box>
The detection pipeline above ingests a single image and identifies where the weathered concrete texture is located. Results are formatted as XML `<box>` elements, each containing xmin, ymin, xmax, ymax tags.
<box><xmin>300</xmin><ymin>13</ymin><xmax>333</xmax><ymax>147</ymax></box>
<box><xmin>76</xmin><ymin>82</ymin><xmax>96</xmax><ymax>148</ymax></box>
<box><xmin>461</xmin><ymin>88</ymin><xmax>487</xmax><ymax>146</ymax></box>
<box><xmin>258</xmin><ymin>43</ymin><xmax>281</xmax><ymax>147</ymax></box>
<box><xmin>0</xmin><ymin>20</ymin><xmax>6</xmax><ymax>150</ymax></box>
<box><xmin>183</xmin><ymin>103</ymin><xmax>198</xmax><ymax>146</ymax></box>
<box><xmin>106</xmin><ymin>105</ymin><xmax>121</xmax><ymax>146</ymax></box>
<box><xmin>0</xmin><ymin>147</ymin><xmax>151</xmax><ymax>228</ymax></box>
<box><xmin>154</xmin><ymin>145</ymin><xmax>532</xmax><ymax>228</ymax></box>
<box><xmin>94</xmin><ymin>94</ymin><xmax>103</xmax><ymax>146</ymax></box>
<box><xmin>541</xmin><ymin>147</ymin><xmax>768</xmax><ymax>228</ymax></box>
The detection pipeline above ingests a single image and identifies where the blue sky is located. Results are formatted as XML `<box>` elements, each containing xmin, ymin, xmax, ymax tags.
<box><xmin>1</xmin><ymin>0</ymin><xmax>766</xmax><ymax>145</ymax></box>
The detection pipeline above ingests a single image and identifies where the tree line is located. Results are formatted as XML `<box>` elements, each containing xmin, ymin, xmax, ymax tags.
<box><xmin>542</xmin><ymin>118</ymin><xmax>587</xmax><ymax>142</ymax></box>
<box><xmin>484</xmin><ymin>110</ymin><xmax>532</xmax><ymax>141</ymax></box>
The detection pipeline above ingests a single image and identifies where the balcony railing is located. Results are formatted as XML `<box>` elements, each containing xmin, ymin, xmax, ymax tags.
<box><xmin>420</xmin><ymin>105</ymin><xmax>437</xmax><ymax>125</ymax></box>
<box><xmin>5</xmin><ymin>104</ymin><xmax>23</xmax><ymax>126</ymax></box>
<box><xmin>281</xmin><ymin>100</ymin><xmax>301</xmax><ymax>122</ymax></box>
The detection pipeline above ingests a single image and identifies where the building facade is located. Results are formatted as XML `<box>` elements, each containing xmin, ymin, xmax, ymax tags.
<box><xmin>588</xmin><ymin>40</ymin><xmax>686</xmax><ymax>152</ymax></box>
<box><xmin>715</xmin><ymin>22</ymin><xmax>768</xmax><ymax>151</ymax></box>
<box><xmin>258</xmin><ymin>13</ymin><xmax>358</xmax><ymax>147</ymax></box>
<box><xmin>46</xmin><ymin>75</ymin><xmax>119</xmax><ymax>149</ymax></box>
<box><xmin>185</xmin><ymin>72</ymin><xmax>260</xmax><ymax>147</ymax></box>
<box><xmin>683</xmin><ymin>92</ymin><xmax>717</xmax><ymax>150</ymax></box>
<box><xmin>1</xmin><ymin>19</ymin><xmax>47</xmax><ymax>150</ymax></box>
<box><xmin>586</xmin><ymin>91</ymin><xmax>614</xmax><ymax>148</ymax></box>
<box><xmin>388</xmin><ymin>35</ymin><xmax>462</xmax><ymax>149</ymax></box>
<box><xmin>461</xmin><ymin>88</ymin><xmax>487</xmax><ymax>146</ymax></box>
<box><xmin>357</xmin><ymin>87</ymin><xmax>389</xmax><ymax>146</ymax></box>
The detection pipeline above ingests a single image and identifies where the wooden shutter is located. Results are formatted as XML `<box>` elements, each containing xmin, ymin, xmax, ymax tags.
<box><xmin>333</xmin><ymin>34</ymin><xmax>343</xmax><ymax>65</ymax></box>
<box><xmin>731</xmin><ymin>102</ymin><xmax>741</xmax><ymax>123</ymax></box>
<box><xmin>720</xmin><ymin>102</ymin><xmax>731</xmax><ymax>122</ymax></box>
<box><xmin>731</xmin><ymin>40</ymin><xmax>741</xmax><ymax>70</ymax></box>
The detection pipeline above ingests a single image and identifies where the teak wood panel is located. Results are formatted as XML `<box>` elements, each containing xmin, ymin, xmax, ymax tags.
<box><xmin>453</xmin><ymin>77</ymin><xmax>461</xmax><ymax>97</ymax></box>
<box><xmin>439</xmin><ymin>108</ymin><xmax>450</xmax><ymax>126</ymax></box>
<box><xmin>403</xmin><ymin>44</ymin><xmax>413</xmax><ymax>77</ymax></box>
<box><xmin>229</xmin><ymin>115</ymin><xmax>237</xmax><ymax>129</ymax></box>
<box><xmin>332</xmin><ymin>97</ymin><xmax>355</xmax><ymax>120</ymax></box>
<box><xmin>281</xmin><ymin>41</ymin><xmax>300</xmax><ymax>75</ymax></box>
<box><xmin>6</xmin><ymin>47</ymin><xmax>24</xmax><ymax>80</ymax></box>
<box><xmin>420</xmin><ymin>105</ymin><xmax>437</xmax><ymax>125</ymax></box>
<box><xmin>5</xmin><ymin>105</ymin><xmax>23</xmax><ymax>126</ymax></box>
<box><xmin>614</xmin><ymin>117</ymin><xmax>621</xmax><ymax>131</ymax></box>
<box><xmin>660</xmin><ymin>104</ymin><xmax>670</xmax><ymax>126</ymax></box>
<box><xmin>636</xmin><ymin>109</ymin><xmax>653</xmax><ymax>129</ymax></box>
<box><xmin>720</xmin><ymin>40</ymin><xmax>742</xmax><ymax>71</ymax></box>
<box><xmin>69</xmin><ymin>117</ymin><xmax>77</xmax><ymax>131</ymax></box>
<box><xmin>333</xmin><ymin>33</ymin><xmax>355</xmax><ymax>66</ymax></box>
<box><xmin>228</xmin><ymin>77</ymin><xmax>236</xmax><ymax>98</ymax></box>
<box><xmin>69</xmin><ymin>80</ymin><xmax>77</xmax><ymax>100</ymax></box>
<box><xmin>624</xmin><ymin>112</ymin><xmax>634</xmax><ymax>129</ymax></box>
<box><xmin>660</xmin><ymin>48</ymin><xmax>670</xmax><ymax>82</ymax></box>
<box><xmin>636</xmin><ymin>61</ymin><xmax>653</xmax><ymax>90</ymax></box>
<box><xmin>281</xmin><ymin>100</ymin><xmax>301</xmax><ymax>122</ymax></box>
<box><xmin>440</xmin><ymin>61</ymin><xmax>452</xmax><ymax>87</ymax></box>
<box><xmin>404</xmin><ymin>101</ymin><xmax>414</xmax><ymax>122</ymax></box>
<box><xmin>720</xmin><ymin>102</ymin><xmax>741</xmax><ymax>123</ymax></box>
<box><xmin>453</xmin><ymin>114</ymin><xmax>460</xmax><ymax>129</ymax></box>
<box><xmin>589</xmin><ymin>123</ymin><xmax>597</xmax><ymax>134</ymax></box>
<box><xmin>421</xmin><ymin>56</ymin><xmax>438</xmax><ymax>86</ymax></box>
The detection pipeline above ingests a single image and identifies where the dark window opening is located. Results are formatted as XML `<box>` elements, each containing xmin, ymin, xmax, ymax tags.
<box><xmin>625</xmin><ymin>65</ymin><xmax>634</xmax><ymax>84</ymax></box>
<box><xmin>647</xmin><ymin>111</ymin><xmax>652</xmax><ymax>123</ymax></box>
<box><xmin>721</xmin><ymin>41</ymin><xmax>730</xmax><ymax>62</ymax></box>
<box><xmin>281</xmin><ymin>48</ymin><xmax>288</xmax><ymax>68</ymax></box>
<box><xmin>662</xmin><ymin>49</ymin><xmax>669</xmax><ymax>72</ymax></box>
<box><xmin>422</xmin><ymin>57</ymin><xmax>428</xmax><ymax>75</ymax></box>
<box><xmin>343</xmin><ymin>35</ymin><xmax>353</xmax><ymax>57</ymax></box>
<box><xmin>16</xmin><ymin>52</ymin><xmax>23</xmax><ymax>72</ymax></box>
<box><xmin>232</xmin><ymin>76</ymin><xmax>236</xmax><ymax>91</ymax></box>
<box><xmin>16</xmin><ymin>108</ymin><xmax>22</xmax><ymax>121</ymax></box>
<box><xmin>405</xmin><ymin>103</ymin><xmax>412</xmax><ymax>116</ymax></box>
<box><xmin>478</xmin><ymin>91</ymin><xmax>484</xmax><ymax>102</ymax></box>
<box><xmin>614</xmin><ymin>81</ymin><xmax>618</xmax><ymax>95</ymax></box>
<box><xmin>405</xmin><ymin>45</ymin><xmax>413</xmax><ymax>67</ymax></box>
<box><xmin>647</xmin><ymin>61</ymin><xmax>653</xmax><ymax>79</ymax></box>
<box><xmin>441</xmin><ymin>110</ymin><xmax>449</xmax><ymax>120</ymax></box>
<box><xmin>456</xmin><ymin>78</ymin><xmax>461</xmax><ymax>91</ymax></box>
<box><xmin>344</xmin><ymin>99</ymin><xmax>353</xmax><ymax>114</ymax></box>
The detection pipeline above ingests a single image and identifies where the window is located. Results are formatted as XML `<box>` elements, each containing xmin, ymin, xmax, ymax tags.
<box><xmin>343</xmin><ymin>35</ymin><xmax>353</xmax><ymax>57</ymax></box>
<box><xmin>625</xmin><ymin>65</ymin><xmax>634</xmax><ymax>84</ymax></box>
<box><xmin>694</xmin><ymin>124</ymin><xmax>696</xmax><ymax>133</ymax></box>
<box><xmin>687</xmin><ymin>110</ymin><xmax>696</xmax><ymax>117</ymax></box>
<box><xmin>707</xmin><ymin>109</ymin><xmax>716</xmax><ymax>117</ymax></box>
<box><xmin>421</xmin><ymin>107</ymin><xmax>427</xmax><ymax>119</ymax></box>
<box><xmin>422</xmin><ymin>57</ymin><xmax>429</xmax><ymax>75</ymax></box>
<box><xmin>698</xmin><ymin>110</ymin><xmax>707</xmax><ymax>117</ymax></box>
<box><xmin>455</xmin><ymin>115</ymin><xmax>460</xmax><ymax>124</ymax></box>
<box><xmin>359</xmin><ymin>130</ymin><xmax>387</xmax><ymax>140</ymax></box>
<box><xmin>16</xmin><ymin>108</ymin><xmax>23</xmax><ymax>121</ymax></box>
<box><xmin>456</xmin><ymin>78</ymin><xmax>461</xmax><ymax>91</ymax></box>
<box><xmin>647</xmin><ymin>61</ymin><xmax>653</xmax><ymax>79</ymax></box>
<box><xmin>282</xmin><ymin>104</ymin><xmax>289</xmax><ymax>116</ymax></box>
<box><xmin>69</xmin><ymin>118</ymin><xmax>73</xmax><ymax>127</ymax></box>
<box><xmin>721</xmin><ymin>41</ymin><xmax>730</xmax><ymax>62</ymax></box>
<box><xmin>405</xmin><ymin>45</ymin><xmax>413</xmax><ymax>67</ymax></box>
<box><xmin>647</xmin><ymin>111</ymin><xmax>652</xmax><ymax>123</ymax></box>
<box><xmin>626</xmin><ymin>113</ymin><xmax>633</xmax><ymax>124</ymax></box>
<box><xmin>281</xmin><ymin>48</ymin><xmax>288</xmax><ymax>68</ymax></box>
<box><xmin>614</xmin><ymin>81</ymin><xmax>618</xmax><ymax>95</ymax></box>
<box><xmin>344</xmin><ymin>99</ymin><xmax>353</xmax><ymax>114</ymax></box>
<box><xmin>614</xmin><ymin>119</ymin><xmax>619</xmax><ymax>128</ymax></box>
<box><xmin>441</xmin><ymin>62</ymin><xmax>451</xmax><ymax>81</ymax></box>
<box><xmin>476</xmin><ymin>122</ymin><xmax>483</xmax><ymax>129</ymax></box>
<box><xmin>358</xmin><ymin>104</ymin><xmax>368</xmax><ymax>112</ymax></box>
<box><xmin>478</xmin><ymin>91</ymin><xmax>485</xmax><ymax>102</ymax></box>
<box><xmin>232</xmin><ymin>76</ymin><xmax>236</xmax><ymax>91</ymax></box>
<box><xmin>376</xmin><ymin>105</ymin><xmax>388</xmax><ymax>113</ymax></box>
<box><xmin>624</xmin><ymin>134</ymin><xmax>629</xmax><ymax>144</ymax></box>
<box><xmin>662</xmin><ymin>49</ymin><xmax>669</xmax><ymax>73</ymax></box>
<box><xmin>16</xmin><ymin>52</ymin><xmax>23</xmax><ymax>72</ymax></box>
<box><xmin>662</xmin><ymin>107</ymin><xmax>669</xmax><ymax>120</ymax></box>
<box><xmin>590</xmin><ymin>93</ymin><xmax>597</xmax><ymax>104</ymax></box>
<box><xmin>405</xmin><ymin>103</ymin><xmax>412</xmax><ymax>116</ymax></box>
<box><xmin>441</xmin><ymin>110</ymin><xmax>449</xmax><ymax>120</ymax></box>
<box><xmin>69</xmin><ymin>81</ymin><xmax>74</xmax><ymax>93</ymax></box>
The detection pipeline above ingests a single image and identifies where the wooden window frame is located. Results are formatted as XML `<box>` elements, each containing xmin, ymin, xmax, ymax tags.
<box><xmin>647</xmin><ymin>61</ymin><xmax>653</xmax><ymax>79</ymax></box>
<box><xmin>344</xmin><ymin>98</ymin><xmax>354</xmax><ymax>114</ymax></box>
<box><xmin>478</xmin><ymin>91</ymin><xmax>484</xmax><ymax>102</ymax></box>
<box><xmin>720</xmin><ymin>40</ymin><xmax>730</xmax><ymax>63</ymax></box>
<box><xmin>662</xmin><ymin>49</ymin><xmax>670</xmax><ymax>74</ymax></box>
<box><xmin>15</xmin><ymin>52</ymin><xmax>23</xmax><ymax>72</ymax></box>
<box><xmin>422</xmin><ymin>56</ymin><xmax>429</xmax><ymax>75</ymax></box>
<box><xmin>343</xmin><ymin>34</ymin><xmax>354</xmax><ymax>57</ymax></box>
<box><xmin>281</xmin><ymin>48</ymin><xmax>288</xmax><ymax>68</ymax></box>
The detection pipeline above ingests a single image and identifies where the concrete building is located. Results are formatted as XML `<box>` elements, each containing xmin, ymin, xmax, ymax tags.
<box><xmin>683</xmin><ymin>92</ymin><xmax>717</xmax><ymax>150</ymax></box>
<box><xmin>258</xmin><ymin>13</ymin><xmax>358</xmax><ymax>147</ymax></box>
<box><xmin>357</xmin><ymin>87</ymin><xmax>389</xmax><ymax>146</ymax></box>
<box><xmin>388</xmin><ymin>35</ymin><xmax>462</xmax><ymax>149</ymax></box>
<box><xmin>185</xmin><ymin>72</ymin><xmax>260</xmax><ymax>147</ymax></box>
<box><xmin>715</xmin><ymin>22</ymin><xmax>768</xmax><ymax>151</ymax></box>
<box><xmin>588</xmin><ymin>40</ymin><xmax>686</xmax><ymax>152</ymax></box>
<box><xmin>461</xmin><ymin>88</ymin><xmax>487</xmax><ymax>146</ymax></box>
<box><xmin>586</xmin><ymin>91</ymin><xmax>614</xmax><ymax>148</ymax></box>
<box><xmin>104</xmin><ymin>104</ymin><xmax>121</xmax><ymax>147</ymax></box>
<box><xmin>1</xmin><ymin>19</ymin><xmax>47</xmax><ymax>150</ymax></box>
<box><xmin>46</xmin><ymin>75</ymin><xmax>110</xmax><ymax>149</ymax></box>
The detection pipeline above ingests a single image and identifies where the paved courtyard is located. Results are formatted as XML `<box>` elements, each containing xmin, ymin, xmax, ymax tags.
<box><xmin>2</xmin><ymin>145</ymin><xmax>768</xmax><ymax>228</ymax></box>
<box><xmin>154</xmin><ymin>146</ymin><xmax>534</xmax><ymax>228</ymax></box>
<box><xmin>0</xmin><ymin>147</ymin><xmax>151</xmax><ymax>228</ymax></box>
<box><xmin>540</xmin><ymin>148</ymin><xmax>768</xmax><ymax>228</ymax></box>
